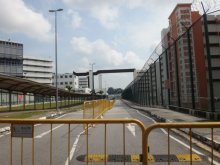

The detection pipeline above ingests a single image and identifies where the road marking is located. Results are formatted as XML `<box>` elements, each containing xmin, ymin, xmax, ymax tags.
<box><xmin>64</xmin><ymin>129</ymin><xmax>87</xmax><ymax>165</ymax></box>
<box><xmin>77</xmin><ymin>154</ymin><xmax>204</xmax><ymax>162</ymax></box>
<box><xmin>136</xmin><ymin>110</ymin><xmax>220</xmax><ymax>165</ymax></box>
<box><xmin>35</xmin><ymin>124</ymin><xmax>64</xmax><ymax>138</ymax></box>
<box><xmin>127</xmin><ymin>123</ymin><xmax>136</xmax><ymax>136</ymax></box>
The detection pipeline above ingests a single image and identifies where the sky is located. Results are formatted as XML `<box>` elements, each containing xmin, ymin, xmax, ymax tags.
<box><xmin>0</xmin><ymin>0</ymin><xmax>217</xmax><ymax>89</ymax></box>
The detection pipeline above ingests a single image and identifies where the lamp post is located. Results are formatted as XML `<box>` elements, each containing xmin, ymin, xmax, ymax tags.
<box><xmin>49</xmin><ymin>8</ymin><xmax>63</xmax><ymax>112</ymax></box>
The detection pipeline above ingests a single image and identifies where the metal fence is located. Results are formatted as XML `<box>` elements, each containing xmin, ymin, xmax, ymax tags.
<box><xmin>0</xmin><ymin>119</ymin><xmax>145</xmax><ymax>165</ymax></box>
<box><xmin>0</xmin><ymin>119</ymin><xmax>219</xmax><ymax>164</ymax></box>
<box><xmin>122</xmin><ymin>11</ymin><xmax>220</xmax><ymax>115</ymax></box>
<box><xmin>83</xmin><ymin>99</ymin><xmax>115</xmax><ymax>119</ymax></box>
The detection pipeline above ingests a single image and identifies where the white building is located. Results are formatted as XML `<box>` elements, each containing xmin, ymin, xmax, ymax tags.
<box><xmin>52</xmin><ymin>73</ymin><xmax>79</xmax><ymax>90</ymax></box>
<box><xmin>23</xmin><ymin>56</ymin><xmax>53</xmax><ymax>85</ymax></box>
<box><xmin>78</xmin><ymin>76</ymin><xmax>89</xmax><ymax>89</ymax></box>
<box><xmin>0</xmin><ymin>40</ymin><xmax>23</xmax><ymax>77</ymax></box>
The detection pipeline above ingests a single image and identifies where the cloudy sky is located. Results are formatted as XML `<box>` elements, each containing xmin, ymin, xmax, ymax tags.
<box><xmin>0</xmin><ymin>0</ymin><xmax>216</xmax><ymax>89</ymax></box>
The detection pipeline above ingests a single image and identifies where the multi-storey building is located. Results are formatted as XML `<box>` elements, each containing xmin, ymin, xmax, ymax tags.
<box><xmin>204</xmin><ymin>15</ymin><xmax>220</xmax><ymax>110</ymax></box>
<box><xmin>0</xmin><ymin>40</ymin><xmax>23</xmax><ymax>77</ymax></box>
<box><xmin>160</xmin><ymin>28</ymin><xmax>170</xmax><ymax>106</ymax></box>
<box><xmin>23</xmin><ymin>56</ymin><xmax>53</xmax><ymax>85</ymax></box>
<box><xmin>52</xmin><ymin>73</ymin><xmax>79</xmax><ymax>90</ymax></box>
<box><xmin>162</xmin><ymin>3</ymin><xmax>220</xmax><ymax>111</ymax></box>
<box><xmin>168</xmin><ymin>3</ymin><xmax>200</xmax><ymax>107</ymax></box>
<box><xmin>78</xmin><ymin>76</ymin><xmax>89</xmax><ymax>89</ymax></box>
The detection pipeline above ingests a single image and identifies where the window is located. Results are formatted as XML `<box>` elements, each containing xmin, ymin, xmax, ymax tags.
<box><xmin>70</xmin><ymin>82</ymin><xmax>72</xmax><ymax>84</ymax></box>
<box><xmin>60</xmin><ymin>82</ymin><xmax>63</xmax><ymax>85</ymax></box>
<box><xmin>65</xmin><ymin>75</ymin><xmax>68</xmax><ymax>78</ymax></box>
<box><xmin>60</xmin><ymin>76</ymin><xmax>63</xmax><ymax>78</ymax></box>
<box><xmin>65</xmin><ymin>82</ymin><xmax>68</xmax><ymax>85</ymax></box>
<box><xmin>69</xmin><ymin>75</ymin><xmax>72</xmax><ymax>78</ymax></box>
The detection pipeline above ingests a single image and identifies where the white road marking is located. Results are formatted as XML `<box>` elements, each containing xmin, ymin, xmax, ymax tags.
<box><xmin>0</xmin><ymin>113</ymin><xmax>68</xmax><ymax>139</ymax></box>
<box><xmin>127</xmin><ymin>123</ymin><xmax>136</xmax><ymax>136</ymax></box>
<box><xmin>0</xmin><ymin>126</ymin><xmax>10</xmax><ymax>133</ymax></box>
<box><xmin>136</xmin><ymin>110</ymin><xmax>220</xmax><ymax>165</ymax></box>
<box><xmin>35</xmin><ymin>124</ymin><xmax>64</xmax><ymax>139</ymax></box>
<box><xmin>64</xmin><ymin>130</ymin><xmax>85</xmax><ymax>165</ymax></box>
<box><xmin>35</xmin><ymin>114</ymin><xmax>66</xmax><ymax>126</ymax></box>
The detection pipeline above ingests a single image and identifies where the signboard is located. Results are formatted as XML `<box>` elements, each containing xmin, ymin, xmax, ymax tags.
<box><xmin>11</xmin><ymin>124</ymin><xmax>34</xmax><ymax>138</ymax></box>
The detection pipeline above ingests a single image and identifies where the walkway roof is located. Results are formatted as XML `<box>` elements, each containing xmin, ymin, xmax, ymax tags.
<box><xmin>0</xmin><ymin>74</ymin><xmax>89</xmax><ymax>97</ymax></box>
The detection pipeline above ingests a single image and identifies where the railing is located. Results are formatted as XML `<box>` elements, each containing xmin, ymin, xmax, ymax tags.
<box><xmin>83</xmin><ymin>99</ymin><xmax>115</xmax><ymax>119</ymax></box>
<box><xmin>0</xmin><ymin>118</ymin><xmax>220</xmax><ymax>164</ymax></box>
<box><xmin>0</xmin><ymin>119</ymin><xmax>145</xmax><ymax>165</ymax></box>
<box><xmin>144</xmin><ymin>122</ymin><xmax>220</xmax><ymax>165</ymax></box>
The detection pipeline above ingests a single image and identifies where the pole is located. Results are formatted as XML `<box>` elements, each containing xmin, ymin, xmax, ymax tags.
<box><xmin>49</xmin><ymin>9</ymin><xmax>63</xmax><ymax>112</ymax></box>
<box><xmin>55</xmin><ymin>11</ymin><xmax>58</xmax><ymax>112</ymax></box>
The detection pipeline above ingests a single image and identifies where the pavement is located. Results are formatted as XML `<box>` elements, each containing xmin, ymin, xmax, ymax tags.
<box><xmin>122</xmin><ymin>99</ymin><xmax>220</xmax><ymax>152</ymax></box>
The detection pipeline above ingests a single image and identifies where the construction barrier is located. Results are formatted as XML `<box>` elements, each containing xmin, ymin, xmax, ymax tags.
<box><xmin>144</xmin><ymin>122</ymin><xmax>220</xmax><ymax>165</ymax></box>
<box><xmin>83</xmin><ymin>99</ymin><xmax>115</xmax><ymax>119</ymax></box>
<box><xmin>0</xmin><ymin>118</ymin><xmax>219</xmax><ymax>164</ymax></box>
<box><xmin>0</xmin><ymin>119</ymin><xmax>144</xmax><ymax>165</ymax></box>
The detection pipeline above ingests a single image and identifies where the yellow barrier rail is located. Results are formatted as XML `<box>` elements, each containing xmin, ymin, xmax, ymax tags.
<box><xmin>0</xmin><ymin>118</ymin><xmax>220</xmax><ymax>164</ymax></box>
<box><xmin>83</xmin><ymin>99</ymin><xmax>115</xmax><ymax>119</ymax></box>
<box><xmin>0</xmin><ymin>119</ymin><xmax>145</xmax><ymax>165</ymax></box>
<box><xmin>144</xmin><ymin>122</ymin><xmax>220</xmax><ymax>165</ymax></box>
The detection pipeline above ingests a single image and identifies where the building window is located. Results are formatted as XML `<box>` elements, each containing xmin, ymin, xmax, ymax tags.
<box><xmin>69</xmin><ymin>75</ymin><xmax>72</xmax><ymax>78</ymax></box>
<box><xmin>60</xmin><ymin>82</ymin><xmax>63</xmax><ymax>85</ymax></box>
<box><xmin>60</xmin><ymin>76</ymin><xmax>63</xmax><ymax>78</ymax></box>
<box><xmin>52</xmin><ymin>83</ymin><xmax>54</xmax><ymax>85</ymax></box>
<box><xmin>70</xmin><ymin>82</ymin><xmax>72</xmax><ymax>84</ymax></box>
<box><xmin>65</xmin><ymin>82</ymin><xmax>68</xmax><ymax>85</ymax></box>
<box><xmin>65</xmin><ymin>75</ymin><xmax>68</xmax><ymax>78</ymax></box>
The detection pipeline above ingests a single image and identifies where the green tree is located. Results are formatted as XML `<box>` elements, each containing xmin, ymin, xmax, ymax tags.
<box><xmin>97</xmin><ymin>90</ymin><xmax>104</xmax><ymax>95</ymax></box>
<box><xmin>90</xmin><ymin>89</ymin><xmax>96</xmax><ymax>95</ymax></box>
<box><xmin>66</xmin><ymin>85</ymin><xmax>72</xmax><ymax>92</ymax></box>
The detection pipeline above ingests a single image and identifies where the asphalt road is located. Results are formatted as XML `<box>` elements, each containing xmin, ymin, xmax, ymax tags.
<box><xmin>0</xmin><ymin>100</ymin><xmax>218</xmax><ymax>165</ymax></box>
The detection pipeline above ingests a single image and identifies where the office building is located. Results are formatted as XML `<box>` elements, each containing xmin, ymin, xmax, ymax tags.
<box><xmin>52</xmin><ymin>73</ymin><xmax>79</xmax><ymax>90</ymax></box>
<box><xmin>0</xmin><ymin>40</ymin><xmax>23</xmax><ymax>77</ymax></box>
<box><xmin>23</xmin><ymin>56</ymin><xmax>53</xmax><ymax>85</ymax></box>
<box><xmin>78</xmin><ymin>76</ymin><xmax>89</xmax><ymax>89</ymax></box>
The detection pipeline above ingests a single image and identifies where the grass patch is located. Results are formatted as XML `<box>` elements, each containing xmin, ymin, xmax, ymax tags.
<box><xmin>0</xmin><ymin>100</ymin><xmax>84</xmax><ymax>111</ymax></box>
<box><xmin>0</xmin><ymin>111</ymin><xmax>48</xmax><ymax>119</ymax></box>
<box><xmin>0</xmin><ymin>104</ymin><xmax>83</xmax><ymax>119</ymax></box>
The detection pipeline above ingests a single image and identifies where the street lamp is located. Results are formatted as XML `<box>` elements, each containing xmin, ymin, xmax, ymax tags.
<box><xmin>49</xmin><ymin>8</ymin><xmax>63</xmax><ymax>112</ymax></box>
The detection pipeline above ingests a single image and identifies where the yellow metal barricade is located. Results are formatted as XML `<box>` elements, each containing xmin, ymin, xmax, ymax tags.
<box><xmin>0</xmin><ymin>118</ymin><xmax>145</xmax><ymax>165</ymax></box>
<box><xmin>83</xmin><ymin>99</ymin><xmax>115</xmax><ymax>120</ymax></box>
<box><xmin>143</xmin><ymin>122</ymin><xmax>220</xmax><ymax>165</ymax></box>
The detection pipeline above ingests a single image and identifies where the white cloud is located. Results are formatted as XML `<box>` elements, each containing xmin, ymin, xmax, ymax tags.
<box><xmin>67</xmin><ymin>10</ymin><xmax>82</xmax><ymax>28</ymax></box>
<box><xmin>70</xmin><ymin>36</ymin><xmax>144</xmax><ymax>69</ymax></box>
<box><xmin>0</xmin><ymin>0</ymin><xmax>52</xmax><ymax>41</ymax></box>
<box><xmin>62</xmin><ymin>0</ymin><xmax>121</xmax><ymax>29</ymax></box>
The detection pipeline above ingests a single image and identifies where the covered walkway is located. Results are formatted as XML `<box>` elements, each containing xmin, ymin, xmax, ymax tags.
<box><xmin>0</xmin><ymin>74</ymin><xmax>96</xmax><ymax>111</ymax></box>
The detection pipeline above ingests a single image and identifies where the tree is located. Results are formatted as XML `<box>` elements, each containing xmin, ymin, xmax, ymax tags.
<box><xmin>66</xmin><ymin>85</ymin><xmax>72</xmax><ymax>92</ymax></box>
<box><xmin>90</xmin><ymin>89</ymin><xmax>96</xmax><ymax>95</ymax></box>
<box><xmin>107</xmin><ymin>87</ymin><xmax>123</xmax><ymax>94</ymax></box>
<box><xmin>107</xmin><ymin>87</ymin><xmax>114</xmax><ymax>94</ymax></box>
<box><xmin>97</xmin><ymin>90</ymin><xmax>104</xmax><ymax>95</ymax></box>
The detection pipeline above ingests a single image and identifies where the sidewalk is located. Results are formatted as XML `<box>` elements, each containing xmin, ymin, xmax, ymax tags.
<box><xmin>123</xmin><ymin>100</ymin><xmax>220</xmax><ymax>152</ymax></box>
